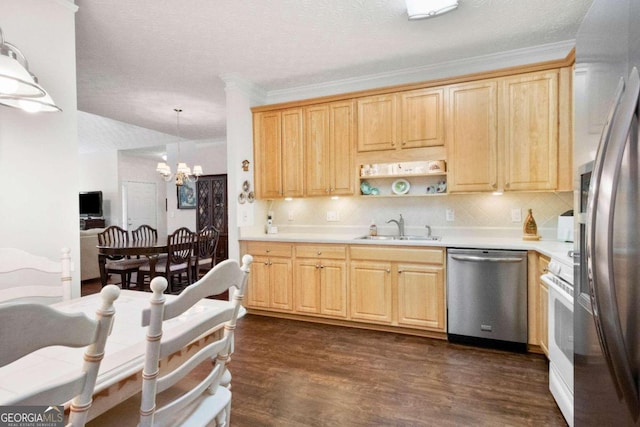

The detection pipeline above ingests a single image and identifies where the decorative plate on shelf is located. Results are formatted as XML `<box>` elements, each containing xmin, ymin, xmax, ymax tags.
<box><xmin>391</xmin><ymin>179</ymin><xmax>410</xmax><ymax>195</ymax></box>
<box><xmin>360</xmin><ymin>181</ymin><xmax>372</xmax><ymax>195</ymax></box>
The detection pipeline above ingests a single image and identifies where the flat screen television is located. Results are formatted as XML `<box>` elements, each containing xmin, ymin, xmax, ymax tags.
<box><xmin>79</xmin><ymin>191</ymin><xmax>103</xmax><ymax>217</ymax></box>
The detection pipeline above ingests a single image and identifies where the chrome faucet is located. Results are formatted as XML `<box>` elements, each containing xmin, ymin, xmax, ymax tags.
<box><xmin>425</xmin><ymin>225</ymin><xmax>432</xmax><ymax>237</ymax></box>
<box><xmin>386</xmin><ymin>214</ymin><xmax>405</xmax><ymax>237</ymax></box>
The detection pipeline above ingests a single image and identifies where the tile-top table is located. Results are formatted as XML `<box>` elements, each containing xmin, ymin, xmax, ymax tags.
<box><xmin>0</xmin><ymin>290</ymin><xmax>235</xmax><ymax>421</ymax></box>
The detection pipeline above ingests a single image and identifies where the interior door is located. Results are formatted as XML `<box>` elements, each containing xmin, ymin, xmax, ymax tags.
<box><xmin>122</xmin><ymin>181</ymin><xmax>157</xmax><ymax>231</ymax></box>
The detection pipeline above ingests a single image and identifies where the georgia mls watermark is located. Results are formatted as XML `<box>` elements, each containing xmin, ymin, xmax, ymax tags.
<box><xmin>0</xmin><ymin>406</ymin><xmax>64</xmax><ymax>427</ymax></box>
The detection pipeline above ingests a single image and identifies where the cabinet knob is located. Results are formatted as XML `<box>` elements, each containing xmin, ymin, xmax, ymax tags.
<box><xmin>398</xmin><ymin>270</ymin><xmax>403</xmax><ymax>274</ymax></box>
<box><xmin>269</xmin><ymin>261</ymin><xmax>273</xmax><ymax>266</ymax></box>
<box><xmin>317</xmin><ymin>251</ymin><xmax>322</xmax><ymax>256</ymax></box>
<box><xmin>320</xmin><ymin>264</ymin><xmax>325</xmax><ymax>269</ymax></box>
<box><xmin>386</xmin><ymin>268</ymin><xmax>391</xmax><ymax>273</ymax></box>
<box><xmin>266</xmin><ymin>249</ymin><xmax>270</xmax><ymax>253</ymax></box>
<box><xmin>264</xmin><ymin>261</ymin><xmax>269</xmax><ymax>265</ymax></box>
<box><xmin>315</xmin><ymin>264</ymin><xmax>320</xmax><ymax>269</ymax></box>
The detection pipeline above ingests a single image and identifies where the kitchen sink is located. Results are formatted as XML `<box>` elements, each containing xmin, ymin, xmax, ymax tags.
<box><xmin>356</xmin><ymin>235</ymin><xmax>441</xmax><ymax>241</ymax></box>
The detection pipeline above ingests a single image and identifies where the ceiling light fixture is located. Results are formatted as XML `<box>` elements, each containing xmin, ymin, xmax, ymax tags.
<box><xmin>156</xmin><ymin>108</ymin><xmax>203</xmax><ymax>186</ymax></box>
<box><xmin>0</xmin><ymin>27</ymin><xmax>61</xmax><ymax>112</ymax></box>
<box><xmin>405</xmin><ymin>0</ymin><xmax>459</xmax><ymax>20</ymax></box>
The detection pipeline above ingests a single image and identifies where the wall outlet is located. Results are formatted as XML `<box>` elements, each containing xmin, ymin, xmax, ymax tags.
<box><xmin>446</xmin><ymin>209</ymin><xmax>455</xmax><ymax>222</ymax></box>
<box><xmin>511</xmin><ymin>208</ymin><xmax>522</xmax><ymax>223</ymax></box>
<box><xmin>288</xmin><ymin>210</ymin><xmax>294</xmax><ymax>221</ymax></box>
<box><xmin>326</xmin><ymin>211</ymin><xmax>339</xmax><ymax>221</ymax></box>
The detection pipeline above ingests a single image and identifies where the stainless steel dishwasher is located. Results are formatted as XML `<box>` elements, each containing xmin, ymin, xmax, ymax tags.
<box><xmin>447</xmin><ymin>248</ymin><xmax>528</xmax><ymax>352</ymax></box>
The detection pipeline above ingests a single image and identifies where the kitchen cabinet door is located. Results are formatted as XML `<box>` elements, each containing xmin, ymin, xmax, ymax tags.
<box><xmin>399</xmin><ymin>87</ymin><xmax>445</xmax><ymax>149</ymax></box>
<box><xmin>319</xmin><ymin>260</ymin><xmax>347</xmax><ymax>318</ymax></box>
<box><xmin>253</xmin><ymin>111</ymin><xmax>282</xmax><ymax>199</ymax></box>
<box><xmin>247</xmin><ymin>255</ymin><xmax>270</xmax><ymax>308</ymax></box>
<box><xmin>397</xmin><ymin>263</ymin><xmax>445</xmax><ymax>330</ymax></box>
<box><xmin>305</xmin><ymin>101</ymin><xmax>354</xmax><ymax>196</ymax></box>
<box><xmin>253</xmin><ymin>108</ymin><xmax>303</xmax><ymax>199</ymax></box>
<box><xmin>539</xmin><ymin>280</ymin><xmax>549</xmax><ymax>357</ymax></box>
<box><xmin>350</xmin><ymin>261</ymin><xmax>392</xmax><ymax>324</ymax></box>
<box><xmin>269</xmin><ymin>257</ymin><xmax>293</xmax><ymax>311</ymax></box>
<box><xmin>295</xmin><ymin>259</ymin><xmax>321</xmax><ymax>314</ymax></box>
<box><xmin>447</xmin><ymin>80</ymin><xmax>499</xmax><ymax>192</ymax></box>
<box><xmin>499</xmin><ymin>70</ymin><xmax>559</xmax><ymax>191</ymax></box>
<box><xmin>357</xmin><ymin>94</ymin><xmax>396</xmax><ymax>152</ymax></box>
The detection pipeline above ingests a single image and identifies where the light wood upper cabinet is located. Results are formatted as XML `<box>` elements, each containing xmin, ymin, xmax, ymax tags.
<box><xmin>448</xmin><ymin>69</ymin><xmax>563</xmax><ymax>193</ymax></box>
<box><xmin>446</xmin><ymin>80</ymin><xmax>499</xmax><ymax>192</ymax></box>
<box><xmin>305</xmin><ymin>101</ymin><xmax>354</xmax><ymax>196</ymax></box>
<box><xmin>356</xmin><ymin>94</ymin><xmax>396</xmax><ymax>152</ymax></box>
<box><xmin>357</xmin><ymin>89</ymin><xmax>444</xmax><ymax>153</ymax></box>
<box><xmin>399</xmin><ymin>87</ymin><xmax>445</xmax><ymax>149</ymax></box>
<box><xmin>499</xmin><ymin>70</ymin><xmax>559</xmax><ymax>191</ymax></box>
<box><xmin>253</xmin><ymin>108</ymin><xmax>304</xmax><ymax>199</ymax></box>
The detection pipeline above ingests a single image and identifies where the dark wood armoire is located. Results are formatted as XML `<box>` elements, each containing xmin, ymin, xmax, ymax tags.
<box><xmin>196</xmin><ymin>174</ymin><xmax>228</xmax><ymax>263</ymax></box>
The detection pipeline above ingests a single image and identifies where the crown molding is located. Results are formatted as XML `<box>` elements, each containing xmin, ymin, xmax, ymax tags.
<box><xmin>50</xmin><ymin>0</ymin><xmax>79</xmax><ymax>12</ymax></box>
<box><xmin>220</xmin><ymin>73</ymin><xmax>267</xmax><ymax>104</ymax></box>
<box><xmin>265</xmin><ymin>40</ymin><xmax>576</xmax><ymax>105</ymax></box>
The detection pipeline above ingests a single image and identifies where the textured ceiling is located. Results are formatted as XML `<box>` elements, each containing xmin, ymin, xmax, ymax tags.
<box><xmin>75</xmin><ymin>0</ymin><xmax>593</xmax><ymax>142</ymax></box>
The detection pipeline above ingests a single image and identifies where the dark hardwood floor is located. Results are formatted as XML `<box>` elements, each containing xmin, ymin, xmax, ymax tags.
<box><xmin>81</xmin><ymin>280</ymin><xmax>566</xmax><ymax>426</ymax></box>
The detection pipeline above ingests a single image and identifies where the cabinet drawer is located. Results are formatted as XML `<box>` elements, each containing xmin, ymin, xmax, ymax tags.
<box><xmin>350</xmin><ymin>246</ymin><xmax>444</xmax><ymax>264</ymax></box>
<box><xmin>245</xmin><ymin>241</ymin><xmax>292</xmax><ymax>258</ymax></box>
<box><xmin>295</xmin><ymin>244</ymin><xmax>346</xmax><ymax>259</ymax></box>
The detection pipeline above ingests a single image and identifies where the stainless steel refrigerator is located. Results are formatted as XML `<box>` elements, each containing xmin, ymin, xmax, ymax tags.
<box><xmin>574</xmin><ymin>0</ymin><xmax>640</xmax><ymax>425</ymax></box>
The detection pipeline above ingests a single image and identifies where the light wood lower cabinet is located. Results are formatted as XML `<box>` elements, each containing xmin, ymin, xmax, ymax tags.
<box><xmin>538</xmin><ymin>254</ymin><xmax>550</xmax><ymax>357</ymax></box>
<box><xmin>245</xmin><ymin>242</ymin><xmax>294</xmax><ymax>312</ymax></box>
<box><xmin>294</xmin><ymin>244</ymin><xmax>347</xmax><ymax>319</ymax></box>
<box><xmin>349</xmin><ymin>246</ymin><xmax>446</xmax><ymax>332</ymax></box>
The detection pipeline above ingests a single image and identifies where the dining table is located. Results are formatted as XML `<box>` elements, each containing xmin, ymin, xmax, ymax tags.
<box><xmin>97</xmin><ymin>238</ymin><xmax>169</xmax><ymax>288</ymax></box>
<box><xmin>0</xmin><ymin>290</ymin><xmax>235</xmax><ymax>421</ymax></box>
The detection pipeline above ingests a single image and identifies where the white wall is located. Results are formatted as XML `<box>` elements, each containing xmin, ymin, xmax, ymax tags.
<box><xmin>0</xmin><ymin>0</ymin><xmax>81</xmax><ymax>297</ymax></box>
<box><xmin>79</xmin><ymin>151</ymin><xmax>119</xmax><ymax>226</ymax></box>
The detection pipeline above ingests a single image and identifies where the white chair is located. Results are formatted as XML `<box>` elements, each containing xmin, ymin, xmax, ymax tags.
<box><xmin>136</xmin><ymin>254</ymin><xmax>251</xmax><ymax>427</ymax></box>
<box><xmin>0</xmin><ymin>284</ymin><xmax>120</xmax><ymax>426</ymax></box>
<box><xmin>0</xmin><ymin>247</ymin><xmax>73</xmax><ymax>304</ymax></box>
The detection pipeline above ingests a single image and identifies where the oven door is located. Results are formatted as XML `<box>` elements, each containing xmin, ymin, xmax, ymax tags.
<box><xmin>544</xmin><ymin>273</ymin><xmax>574</xmax><ymax>389</ymax></box>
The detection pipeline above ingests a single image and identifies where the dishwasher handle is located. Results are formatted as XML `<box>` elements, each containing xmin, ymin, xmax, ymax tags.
<box><xmin>450</xmin><ymin>255</ymin><xmax>524</xmax><ymax>263</ymax></box>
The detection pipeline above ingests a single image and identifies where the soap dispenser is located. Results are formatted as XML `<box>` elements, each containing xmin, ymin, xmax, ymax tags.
<box><xmin>369</xmin><ymin>219</ymin><xmax>378</xmax><ymax>237</ymax></box>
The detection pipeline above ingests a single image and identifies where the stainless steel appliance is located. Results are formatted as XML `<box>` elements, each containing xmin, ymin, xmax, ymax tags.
<box><xmin>447</xmin><ymin>248</ymin><xmax>528</xmax><ymax>352</ymax></box>
<box><xmin>541</xmin><ymin>253</ymin><xmax>575</xmax><ymax>426</ymax></box>
<box><xmin>574</xmin><ymin>0</ymin><xmax>640</xmax><ymax>424</ymax></box>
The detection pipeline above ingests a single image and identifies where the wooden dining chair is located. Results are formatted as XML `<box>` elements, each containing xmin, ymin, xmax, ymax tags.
<box><xmin>0</xmin><ymin>247</ymin><xmax>72</xmax><ymax>304</ymax></box>
<box><xmin>192</xmin><ymin>225</ymin><xmax>220</xmax><ymax>280</ymax></box>
<box><xmin>0</xmin><ymin>284</ymin><xmax>120</xmax><ymax>426</ymax></box>
<box><xmin>98</xmin><ymin>225</ymin><xmax>145</xmax><ymax>289</ymax></box>
<box><xmin>138</xmin><ymin>227</ymin><xmax>196</xmax><ymax>294</ymax></box>
<box><xmin>131</xmin><ymin>224</ymin><xmax>158</xmax><ymax>244</ymax></box>
<box><xmin>111</xmin><ymin>255</ymin><xmax>252</xmax><ymax>426</ymax></box>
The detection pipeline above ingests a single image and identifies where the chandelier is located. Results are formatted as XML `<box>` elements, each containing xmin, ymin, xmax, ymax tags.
<box><xmin>0</xmin><ymin>27</ymin><xmax>61</xmax><ymax>113</ymax></box>
<box><xmin>156</xmin><ymin>108</ymin><xmax>203</xmax><ymax>186</ymax></box>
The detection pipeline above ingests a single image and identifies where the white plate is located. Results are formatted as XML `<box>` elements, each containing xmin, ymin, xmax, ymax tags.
<box><xmin>391</xmin><ymin>179</ymin><xmax>410</xmax><ymax>195</ymax></box>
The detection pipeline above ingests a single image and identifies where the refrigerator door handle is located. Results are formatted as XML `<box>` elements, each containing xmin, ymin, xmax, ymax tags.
<box><xmin>587</xmin><ymin>67</ymin><xmax>640</xmax><ymax>421</ymax></box>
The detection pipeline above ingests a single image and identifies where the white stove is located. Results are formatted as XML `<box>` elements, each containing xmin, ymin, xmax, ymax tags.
<box><xmin>541</xmin><ymin>252</ymin><xmax>574</xmax><ymax>426</ymax></box>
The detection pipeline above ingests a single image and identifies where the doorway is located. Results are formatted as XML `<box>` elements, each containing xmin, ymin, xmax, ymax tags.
<box><xmin>122</xmin><ymin>181</ymin><xmax>157</xmax><ymax>231</ymax></box>
<box><xmin>197</xmin><ymin>175</ymin><xmax>228</xmax><ymax>262</ymax></box>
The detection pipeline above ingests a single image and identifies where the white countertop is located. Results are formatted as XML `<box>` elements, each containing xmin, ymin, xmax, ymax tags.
<box><xmin>239</xmin><ymin>230</ymin><xmax>574</xmax><ymax>262</ymax></box>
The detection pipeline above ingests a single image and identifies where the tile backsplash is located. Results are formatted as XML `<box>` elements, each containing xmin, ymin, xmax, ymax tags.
<box><xmin>258</xmin><ymin>191</ymin><xmax>573</xmax><ymax>239</ymax></box>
